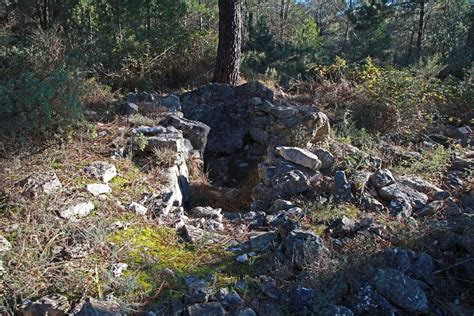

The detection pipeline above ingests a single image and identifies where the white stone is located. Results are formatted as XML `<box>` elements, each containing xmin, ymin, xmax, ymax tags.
<box><xmin>111</xmin><ymin>263</ymin><xmax>128</xmax><ymax>278</ymax></box>
<box><xmin>236</xmin><ymin>254</ymin><xmax>249</xmax><ymax>263</ymax></box>
<box><xmin>59</xmin><ymin>201</ymin><xmax>95</xmax><ymax>221</ymax></box>
<box><xmin>275</xmin><ymin>146</ymin><xmax>322</xmax><ymax>170</ymax></box>
<box><xmin>129</xmin><ymin>202</ymin><xmax>147</xmax><ymax>215</ymax></box>
<box><xmin>84</xmin><ymin>161</ymin><xmax>117</xmax><ymax>183</ymax></box>
<box><xmin>86</xmin><ymin>183</ymin><xmax>112</xmax><ymax>196</ymax></box>
<box><xmin>0</xmin><ymin>235</ymin><xmax>12</xmax><ymax>255</ymax></box>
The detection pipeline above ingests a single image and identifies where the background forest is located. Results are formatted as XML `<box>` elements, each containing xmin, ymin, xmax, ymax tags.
<box><xmin>0</xmin><ymin>0</ymin><xmax>472</xmax><ymax>138</ymax></box>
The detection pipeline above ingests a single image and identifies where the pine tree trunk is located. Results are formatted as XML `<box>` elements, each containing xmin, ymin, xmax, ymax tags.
<box><xmin>415</xmin><ymin>0</ymin><xmax>425</xmax><ymax>62</ymax></box>
<box><xmin>213</xmin><ymin>0</ymin><xmax>242</xmax><ymax>85</ymax></box>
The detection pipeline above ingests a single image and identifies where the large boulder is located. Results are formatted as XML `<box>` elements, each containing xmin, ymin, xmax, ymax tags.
<box><xmin>181</xmin><ymin>82</ymin><xmax>330</xmax><ymax>156</ymax></box>
<box><xmin>181</xmin><ymin>83</ymin><xmax>253</xmax><ymax>154</ymax></box>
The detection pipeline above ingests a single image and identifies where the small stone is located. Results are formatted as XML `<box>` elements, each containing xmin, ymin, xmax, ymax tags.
<box><xmin>275</xmin><ymin>146</ymin><xmax>322</xmax><ymax>170</ymax></box>
<box><xmin>313</xmin><ymin>148</ymin><xmax>335</xmax><ymax>171</ymax></box>
<box><xmin>272</xmin><ymin>170</ymin><xmax>311</xmax><ymax>194</ymax></box>
<box><xmin>59</xmin><ymin>201</ymin><xmax>94</xmax><ymax>221</ymax></box>
<box><xmin>333</xmin><ymin>171</ymin><xmax>353</xmax><ymax>203</ymax></box>
<box><xmin>84</xmin><ymin>161</ymin><xmax>117</xmax><ymax>183</ymax></box>
<box><xmin>222</xmin><ymin>290</ymin><xmax>243</xmax><ymax>306</ymax></box>
<box><xmin>179</xmin><ymin>225</ymin><xmax>207</xmax><ymax>243</ymax></box>
<box><xmin>185</xmin><ymin>275</ymin><xmax>213</xmax><ymax>303</ymax></box>
<box><xmin>86</xmin><ymin>183</ymin><xmax>111</xmax><ymax>196</ymax></box>
<box><xmin>77</xmin><ymin>297</ymin><xmax>122</xmax><ymax>315</ymax></box>
<box><xmin>111</xmin><ymin>263</ymin><xmax>128</xmax><ymax>278</ymax></box>
<box><xmin>187</xmin><ymin>302</ymin><xmax>225</xmax><ymax>316</ymax></box>
<box><xmin>236</xmin><ymin>254</ymin><xmax>249</xmax><ymax>263</ymax></box>
<box><xmin>283</xmin><ymin>230</ymin><xmax>328</xmax><ymax>270</ymax></box>
<box><xmin>0</xmin><ymin>235</ymin><xmax>12</xmax><ymax>255</ymax></box>
<box><xmin>249</xmin><ymin>232</ymin><xmax>279</xmax><ymax>252</ymax></box>
<box><xmin>370</xmin><ymin>169</ymin><xmax>395</xmax><ymax>189</ymax></box>
<box><xmin>118</xmin><ymin>102</ymin><xmax>138</xmax><ymax>116</ymax></box>
<box><xmin>379</xmin><ymin>183</ymin><xmax>428</xmax><ymax>209</ymax></box>
<box><xmin>189</xmin><ymin>206</ymin><xmax>223</xmax><ymax>221</ymax></box>
<box><xmin>360</xmin><ymin>194</ymin><xmax>385</xmax><ymax>212</ymax></box>
<box><xmin>388</xmin><ymin>198</ymin><xmax>412</xmax><ymax>218</ymax></box>
<box><xmin>129</xmin><ymin>202</ymin><xmax>148</xmax><ymax>215</ymax></box>
<box><xmin>349</xmin><ymin>284</ymin><xmax>398</xmax><ymax>315</ymax></box>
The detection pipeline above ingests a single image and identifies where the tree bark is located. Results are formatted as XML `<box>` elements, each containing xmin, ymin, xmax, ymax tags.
<box><xmin>213</xmin><ymin>0</ymin><xmax>242</xmax><ymax>85</ymax></box>
<box><xmin>415</xmin><ymin>0</ymin><xmax>424</xmax><ymax>62</ymax></box>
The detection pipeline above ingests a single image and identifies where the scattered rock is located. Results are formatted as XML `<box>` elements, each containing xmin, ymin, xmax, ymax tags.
<box><xmin>59</xmin><ymin>201</ymin><xmax>95</xmax><ymax>221</ymax></box>
<box><xmin>370</xmin><ymin>169</ymin><xmax>395</xmax><ymax>189</ymax></box>
<box><xmin>313</xmin><ymin>148</ymin><xmax>335</xmax><ymax>171</ymax></box>
<box><xmin>118</xmin><ymin>102</ymin><xmax>138</xmax><ymax>116</ymax></box>
<box><xmin>187</xmin><ymin>302</ymin><xmax>225</xmax><ymax>316</ymax></box>
<box><xmin>378</xmin><ymin>183</ymin><xmax>428</xmax><ymax>209</ymax></box>
<box><xmin>398</xmin><ymin>175</ymin><xmax>448</xmax><ymax>199</ymax></box>
<box><xmin>388</xmin><ymin>198</ymin><xmax>412</xmax><ymax>218</ymax></box>
<box><xmin>84</xmin><ymin>161</ymin><xmax>117</xmax><ymax>183</ymax></box>
<box><xmin>282</xmin><ymin>230</ymin><xmax>327</xmax><ymax>270</ymax></box>
<box><xmin>275</xmin><ymin>146</ymin><xmax>322</xmax><ymax>170</ymax></box>
<box><xmin>77</xmin><ymin>297</ymin><xmax>122</xmax><ymax>315</ymax></box>
<box><xmin>349</xmin><ymin>284</ymin><xmax>398</xmax><ymax>315</ymax></box>
<box><xmin>333</xmin><ymin>171</ymin><xmax>353</xmax><ymax>203</ymax></box>
<box><xmin>86</xmin><ymin>183</ymin><xmax>111</xmax><ymax>196</ymax></box>
<box><xmin>272</xmin><ymin>170</ymin><xmax>311</xmax><ymax>194</ymax></box>
<box><xmin>444</xmin><ymin>125</ymin><xmax>472</xmax><ymax>139</ymax></box>
<box><xmin>159</xmin><ymin>94</ymin><xmax>181</xmax><ymax>111</ymax></box>
<box><xmin>283</xmin><ymin>286</ymin><xmax>318</xmax><ymax>314</ymax></box>
<box><xmin>179</xmin><ymin>225</ymin><xmax>208</xmax><ymax>244</ymax></box>
<box><xmin>267</xmin><ymin>199</ymin><xmax>297</xmax><ymax>214</ymax></box>
<box><xmin>360</xmin><ymin>194</ymin><xmax>385</xmax><ymax>212</ymax></box>
<box><xmin>18</xmin><ymin>172</ymin><xmax>62</xmax><ymax>198</ymax></box>
<box><xmin>161</xmin><ymin>114</ymin><xmax>210</xmax><ymax>155</ymax></box>
<box><xmin>371</xmin><ymin>268</ymin><xmax>429</xmax><ymax>312</ymax></box>
<box><xmin>236</xmin><ymin>254</ymin><xmax>249</xmax><ymax>263</ymax></box>
<box><xmin>189</xmin><ymin>206</ymin><xmax>223</xmax><ymax>221</ymax></box>
<box><xmin>185</xmin><ymin>275</ymin><xmax>214</xmax><ymax>303</ymax></box>
<box><xmin>19</xmin><ymin>294</ymin><xmax>70</xmax><ymax>316</ymax></box>
<box><xmin>129</xmin><ymin>202</ymin><xmax>147</xmax><ymax>215</ymax></box>
<box><xmin>220</xmin><ymin>290</ymin><xmax>243</xmax><ymax>307</ymax></box>
<box><xmin>249</xmin><ymin>232</ymin><xmax>279</xmax><ymax>252</ymax></box>
<box><xmin>111</xmin><ymin>263</ymin><xmax>128</xmax><ymax>278</ymax></box>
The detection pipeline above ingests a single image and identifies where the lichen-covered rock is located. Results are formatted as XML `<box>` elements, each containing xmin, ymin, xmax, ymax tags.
<box><xmin>371</xmin><ymin>268</ymin><xmax>429</xmax><ymax>312</ymax></box>
<box><xmin>320</xmin><ymin>305</ymin><xmax>354</xmax><ymax>316</ymax></box>
<box><xmin>118</xmin><ymin>102</ymin><xmax>138</xmax><ymax>116</ymax></box>
<box><xmin>18</xmin><ymin>172</ymin><xmax>62</xmax><ymax>198</ymax></box>
<box><xmin>349</xmin><ymin>285</ymin><xmax>398</xmax><ymax>315</ymax></box>
<box><xmin>370</xmin><ymin>169</ymin><xmax>395</xmax><ymax>189</ymax></box>
<box><xmin>379</xmin><ymin>183</ymin><xmax>428</xmax><ymax>209</ymax></box>
<box><xmin>84</xmin><ymin>161</ymin><xmax>117</xmax><ymax>183</ymax></box>
<box><xmin>282</xmin><ymin>230</ymin><xmax>328</xmax><ymax>270</ymax></box>
<box><xmin>272</xmin><ymin>170</ymin><xmax>311</xmax><ymax>194</ymax></box>
<box><xmin>333</xmin><ymin>171</ymin><xmax>353</xmax><ymax>203</ymax></box>
<box><xmin>249</xmin><ymin>232</ymin><xmax>279</xmax><ymax>252</ymax></box>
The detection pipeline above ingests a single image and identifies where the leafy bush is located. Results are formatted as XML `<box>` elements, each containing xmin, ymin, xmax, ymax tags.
<box><xmin>0</xmin><ymin>29</ymin><xmax>86</xmax><ymax>137</ymax></box>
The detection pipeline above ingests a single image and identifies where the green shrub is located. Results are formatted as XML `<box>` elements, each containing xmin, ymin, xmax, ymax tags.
<box><xmin>0</xmin><ymin>29</ymin><xmax>86</xmax><ymax>137</ymax></box>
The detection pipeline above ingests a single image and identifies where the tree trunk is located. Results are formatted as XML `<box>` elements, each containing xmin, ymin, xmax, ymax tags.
<box><xmin>213</xmin><ymin>0</ymin><xmax>242</xmax><ymax>85</ymax></box>
<box><xmin>415</xmin><ymin>0</ymin><xmax>424</xmax><ymax>62</ymax></box>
